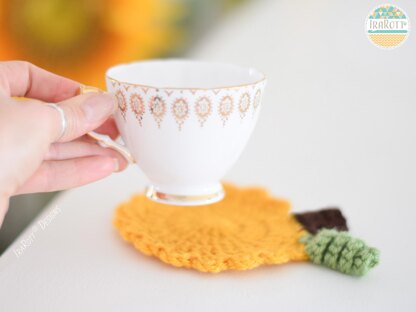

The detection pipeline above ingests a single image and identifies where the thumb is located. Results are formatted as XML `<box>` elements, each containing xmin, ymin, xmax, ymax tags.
<box><xmin>47</xmin><ymin>93</ymin><xmax>117</xmax><ymax>142</ymax></box>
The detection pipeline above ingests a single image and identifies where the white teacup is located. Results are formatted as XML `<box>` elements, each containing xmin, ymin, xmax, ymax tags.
<box><xmin>85</xmin><ymin>59</ymin><xmax>266</xmax><ymax>206</ymax></box>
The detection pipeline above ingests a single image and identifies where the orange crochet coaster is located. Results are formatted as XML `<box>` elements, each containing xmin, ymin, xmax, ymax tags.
<box><xmin>114</xmin><ymin>183</ymin><xmax>308</xmax><ymax>273</ymax></box>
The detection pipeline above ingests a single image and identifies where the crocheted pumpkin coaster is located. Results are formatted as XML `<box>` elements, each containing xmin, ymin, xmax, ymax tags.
<box><xmin>114</xmin><ymin>183</ymin><xmax>379</xmax><ymax>275</ymax></box>
<box><xmin>114</xmin><ymin>184</ymin><xmax>308</xmax><ymax>272</ymax></box>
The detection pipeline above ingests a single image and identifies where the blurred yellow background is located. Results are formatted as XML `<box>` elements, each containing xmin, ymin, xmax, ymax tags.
<box><xmin>0</xmin><ymin>0</ymin><xmax>247</xmax><ymax>88</ymax></box>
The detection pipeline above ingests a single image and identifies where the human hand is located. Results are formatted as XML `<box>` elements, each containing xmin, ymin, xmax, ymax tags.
<box><xmin>0</xmin><ymin>61</ymin><xmax>128</xmax><ymax>225</ymax></box>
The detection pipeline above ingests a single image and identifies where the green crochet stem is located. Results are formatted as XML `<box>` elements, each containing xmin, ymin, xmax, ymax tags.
<box><xmin>300</xmin><ymin>229</ymin><xmax>380</xmax><ymax>276</ymax></box>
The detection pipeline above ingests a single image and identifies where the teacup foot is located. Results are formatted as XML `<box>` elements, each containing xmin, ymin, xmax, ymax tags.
<box><xmin>145</xmin><ymin>183</ymin><xmax>224</xmax><ymax>206</ymax></box>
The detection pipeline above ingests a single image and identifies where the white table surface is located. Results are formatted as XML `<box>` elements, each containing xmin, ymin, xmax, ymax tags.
<box><xmin>1</xmin><ymin>0</ymin><xmax>415</xmax><ymax>310</ymax></box>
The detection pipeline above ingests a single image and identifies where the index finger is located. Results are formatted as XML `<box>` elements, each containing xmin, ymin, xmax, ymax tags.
<box><xmin>0</xmin><ymin>61</ymin><xmax>80</xmax><ymax>102</ymax></box>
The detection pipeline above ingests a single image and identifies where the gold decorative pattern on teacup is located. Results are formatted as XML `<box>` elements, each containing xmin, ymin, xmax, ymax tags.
<box><xmin>110</xmin><ymin>79</ymin><xmax>120</xmax><ymax>88</ymax></box>
<box><xmin>238</xmin><ymin>92</ymin><xmax>250</xmax><ymax>119</ymax></box>
<box><xmin>149</xmin><ymin>96</ymin><xmax>167</xmax><ymax>128</ymax></box>
<box><xmin>164</xmin><ymin>90</ymin><xmax>174</xmax><ymax>97</ymax></box>
<box><xmin>172</xmin><ymin>98</ymin><xmax>189</xmax><ymax>130</ymax></box>
<box><xmin>112</xmin><ymin>80</ymin><xmax>265</xmax><ymax>129</ymax></box>
<box><xmin>253</xmin><ymin>89</ymin><xmax>261</xmax><ymax>115</ymax></box>
<box><xmin>115</xmin><ymin>89</ymin><xmax>127</xmax><ymax>120</ymax></box>
<box><xmin>194</xmin><ymin>96</ymin><xmax>212</xmax><ymax>127</ymax></box>
<box><xmin>218</xmin><ymin>95</ymin><xmax>234</xmax><ymax>126</ymax></box>
<box><xmin>130</xmin><ymin>93</ymin><xmax>145</xmax><ymax>126</ymax></box>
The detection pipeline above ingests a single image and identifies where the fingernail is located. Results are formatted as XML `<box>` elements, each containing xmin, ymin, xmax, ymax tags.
<box><xmin>112</xmin><ymin>158</ymin><xmax>120</xmax><ymax>172</ymax></box>
<box><xmin>83</xmin><ymin>93</ymin><xmax>117</xmax><ymax>123</ymax></box>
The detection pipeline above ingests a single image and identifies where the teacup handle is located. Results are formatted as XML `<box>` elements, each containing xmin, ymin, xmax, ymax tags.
<box><xmin>80</xmin><ymin>85</ymin><xmax>135</xmax><ymax>164</ymax></box>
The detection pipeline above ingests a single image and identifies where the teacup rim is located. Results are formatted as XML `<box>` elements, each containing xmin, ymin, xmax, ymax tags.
<box><xmin>105</xmin><ymin>59</ymin><xmax>267</xmax><ymax>90</ymax></box>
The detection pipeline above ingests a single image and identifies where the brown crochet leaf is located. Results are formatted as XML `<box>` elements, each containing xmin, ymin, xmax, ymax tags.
<box><xmin>294</xmin><ymin>208</ymin><xmax>348</xmax><ymax>234</ymax></box>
